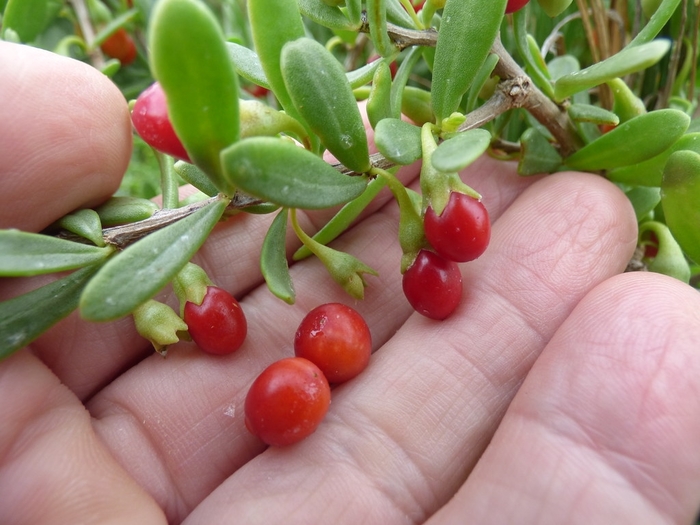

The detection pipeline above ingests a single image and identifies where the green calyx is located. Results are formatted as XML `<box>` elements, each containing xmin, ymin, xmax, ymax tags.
<box><xmin>132</xmin><ymin>299</ymin><xmax>189</xmax><ymax>355</ymax></box>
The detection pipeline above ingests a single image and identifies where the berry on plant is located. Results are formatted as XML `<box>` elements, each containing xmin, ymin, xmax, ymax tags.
<box><xmin>505</xmin><ymin>0</ymin><xmax>530</xmax><ymax>13</ymax></box>
<box><xmin>402</xmin><ymin>249</ymin><xmax>462</xmax><ymax>320</ymax></box>
<box><xmin>183</xmin><ymin>286</ymin><xmax>247</xmax><ymax>355</ymax></box>
<box><xmin>424</xmin><ymin>191</ymin><xmax>491</xmax><ymax>263</ymax></box>
<box><xmin>294</xmin><ymin>303</ymin><xmax>372</xmax><ymax>384</ymax></box>
<box><xmin>100</xmin><ymin>28</ymin><xmax>137</xmax><ymax>65</ymax></box>
<box><xmin>131</xmin><ymin>82</ymin><xmax>191</xmax><ymax>162</ymax></box>
<box><xmin>244</xmin><ymin>357</ymin><xmax>332</xmax><ymax>447</ymax></box>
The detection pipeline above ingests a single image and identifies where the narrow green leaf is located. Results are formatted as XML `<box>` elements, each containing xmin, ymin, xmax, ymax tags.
<box><xmin>281</xmin><ymin>38</ymin><xmax>370</xmax><ymax>173</ymax></box>
<box><xmin>293</xmin><ymin>175</ymin><xmax>388</xmax><ymax>260</ymax></box>
<box><xmin>401</xmin><ymin>86</ymin><xmax>434</xmax><ymax>126</ymax></box>
<box><xmin>80</xmin><ymin>198</ymin><xmax>228</xmax><ymax>321</ymax></box>
<box><xmin>536</xmin><ymin>0</ymin><xmax>574</xmax><ymax>17</ymax></box>
<box><xmin>0</xmin><ymin>264</ymin><xmax>100</xmax><ymax>359</ymax></box>
<box><xmin>512</xmin><ymin>10</ymin><xmax>555</xmax><ymax>99</ymax></box>
<box><xmin>639</xmin><ymin>221</ymin><xmax>691</xmax><ymax>283</ymax></box>
<box><xmin>1</xmin><ymin>0</ymin><xmax>61</xmax><ymax>42</ymax></box>
<box><xmin>564</xmin><ymin>109</ymin><xmax>690</xmax><ymax>171</ymax></box>
<box><xmin>221</xmin><ymin>137</ymin><xmax>368</xmax><ymax>209</ymax></box>
<box><xmin>55</xmin><ymin>209</ymin><xmax>104</xmax><ymax>247</ymax></box>
<box><xmin>567</xmin><ymin>104</ymin><xmax>620</xmax><ymax>126</ymax></box>
<box><xmin>625</xmin><ymin>186</ymin><xmax>661</xmax><ymax>221</ymax></box>
<box><xmin>518</xmin><ymin>127</ymin><xmax>563</xmax><ymax>176</ymax></box>
<box><xmin>0</xmin><ymin>230</ymin><xmax>113</xmax><ymax>276</ymax></box>
<box><xmin>553</xmin><ymin>40</ymin><xmax>671</xmax><ymax>102</ymax></box>
<box><xmin>466</xmin><ymin>53</ymin><xmax>500</xmax><ymax>114</ymax></box>
<box><xmin>374</xmin><ymin>118</ymin><xmax>423</xmax><ymax>165</ymax></box>
<box><xmin>367</xmin><ymin>0</ymin><xmax>395</xmax><ymax>57</ymax></box>
<box><xmin>248</xmin><ymin>0</ymin><xmax>306</xmax><ymax>120</ymax></box>
<box><xmin>173</xmin><ymin>161</ymin><xmax>220</xmax><ymax>197</ymax></box>
<box><xmin>94</xmin><ymin>196</ymin><xmax>159</xmax><ymax>226</ymax></box>
<box><xmin>628</xmin><ymin>0</ymin><xmax>682</xmax><ymax>47</ymax></box>
<box><xmin>260</xmin><ymin>209</ymin><xmax>295</xmax><ymax>304</ymax></box>
<box><xmin>608</xmin><ymin>133</ymin><xmax>700</xmax><ymax>187</ymax></box>
<box><xmin>226</xmin><ymin>42</ymin><xmax>270</xmax><ymax>89</ymax></box>
<box><xmin>661</xmin><ymin>150</ymin><xmax>700</xmax><ymax>263</ymax></box>
<box><xmin>346</xmin><ymin>59</ymin><xmax>383</xmax><ymax>89</ymax></box>
<box><xmin>431</xmin><ymin>0</ymin><xmax>507</xmax><ymax>123</ymax></box>
<box><xmin>432</xmin><ymin>129</ymin><xmax>492</xmax><ymax>172</ymax></box>
<box><xmin>367</xmin><ymin>61</ymin><xmax>394</xmax><ymax>129</ymax></box>
<box><xmin>149</xmin><ymin>0</ymin><xmax>239</xmax><ymax>194</ymax></box>
<box><xmin>298</xmin><ymin>0</ymin><xmax>359</xmax><ymax>30</ymax></box>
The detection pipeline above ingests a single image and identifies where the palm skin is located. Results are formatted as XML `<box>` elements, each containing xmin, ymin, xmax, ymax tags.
<box><xmin>2</xmin><ymin>40</ymin><xmax>700</xmax><ymax>525</ymax></box>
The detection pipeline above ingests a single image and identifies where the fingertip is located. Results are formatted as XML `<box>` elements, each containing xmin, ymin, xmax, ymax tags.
<box><xmin>0</xmin><ymin>41</ymin><xmax>132</xmax><ymax>231</ymax></box>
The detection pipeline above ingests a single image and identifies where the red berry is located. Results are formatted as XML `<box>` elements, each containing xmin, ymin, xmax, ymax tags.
<box><xmin>184</xmin><ymin>286</ymin><xmax>247</xmax><ymax>355</ymax></box>
<box><xmin>131</xmin><ymin>82</ymin><xmax>191</xmax><ymax>162</ymax></box>
<box><xmin>402</xmin><ymin>249</ymin><xmax>462</xmax><ymax>320</ymax></box>
<box><xmin>505</xmin><ymin>0</ymin><xmax>530</xmax><ymax>13</ymax></box>
<box><xmin>244</xmin><ymin>357</ymin><xmax>331</xmax><ymax>447</ymax></box>
<box><xmin>100</xmin><ymin>28</ymin><xmax>137</xmax><ymax>65</ymax></box>
<box><xmin>294</xmin><ymin>303</ymin><xmax>372</xmax><ymax>384</ymax></box>
<box><xmin>424</xmin><ymin>192</ymin><xmax>491</xmax><ymax>263</ymax></box>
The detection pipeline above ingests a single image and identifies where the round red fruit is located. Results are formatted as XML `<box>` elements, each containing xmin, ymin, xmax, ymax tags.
<box><xmin>100</xmin><ymin>27</ymin><xmax>137</xmax><ymax>65</ymax></box>
<box><xmin>424</xmin><ymin>192</ymin><xmax>490</xmax><ymax>263</ymax></box>
<box><xmin>184</xmin><ymin>286</ymin><xmax>247</xmax><ymax>355</ymax></box>
<box><xmin>131</xmin><ymin>82</ymin><xmax>191</xmax><ymax>162</ymax></box>
<box><xmin>244</xmin><ymin>357</ymin><xmax>331</xmax><ymax>447</ymax></box>
<box><xmin>402</xmin><ymin>249</ymin><xmax>462</xmax><ymax>320</ymax></box>
<box><xmin>505</xmin><ymin>0</ymin><xmax>530</xmax><ymax>13</ymax></box>
<box><xmin>294</xmin><ymin>303</ymin><xmax>372</xmax><ymax>384</ymax></box>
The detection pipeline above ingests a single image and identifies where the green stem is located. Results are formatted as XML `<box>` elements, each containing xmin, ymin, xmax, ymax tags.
<box><xmin>154</xmin><ymin>150</ymin><xmax>181</xmax><ymax>209</ymax></box>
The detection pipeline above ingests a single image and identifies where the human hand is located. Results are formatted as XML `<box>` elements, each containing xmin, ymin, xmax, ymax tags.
<box><xmin>2</xmin><ymin>41</ymin><xmax>700</xmax><ymax>525</ymax></box>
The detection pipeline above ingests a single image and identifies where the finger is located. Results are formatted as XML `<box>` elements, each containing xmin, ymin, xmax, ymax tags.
<box><xmin>429</xmin><ymin>272</ymin><xmax>700</xmax><ymax>525</ymax></box>
<box><xmin>0</xmin><ymin>41</ymin><xmax>131</xmax><ymax>231</ymax></box>
<box><xmin>0</xmin><ymin>351</ymin><xmax>165</xmax><ymax>524</ymax></box>
<box><xmin>87</xmin><ymin>158</ymin><xmax>538</xmax><ymax>522</ymax></box>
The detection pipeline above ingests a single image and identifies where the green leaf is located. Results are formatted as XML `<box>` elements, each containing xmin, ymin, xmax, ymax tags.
<box><xmin>639</xmin><ymin>221</ymin><xmax>691</xmax><ymax>283</ymax></box>
<box><xmin>629</xmin><ymin>0</ymin><xmax>682</xmax><ymax>47</ymax></box>
<box><xmin>221</xmin><ymin>137</ymin><xmax>368</xmax><ymax>209</ymax></box>
<box><xmin>374</xmin><ymin>118</ymin><xmax>423</xmax><ymax>165</ymax></box>
<box><xmin>1</xmin><ymin>0</ymin><xmax>61</xmax><ymax>42</ymax></box>
<box><xmin>567</xmin><ymin>104</ymin><xmax>620</xmax><ymax>126</ymax></box>
<box><xmin>281</xmin><ymin>38</ymin><xmax>370</xmax><ymax>173</ymax></box>
<box><xmin>226</xmin><ymin>42</ymin><xmax>270</xmax><ymax>89</ymax></box>
<box><xmin>347</xmin><ymin>59</ymin><xmax>383</xmax><ymax>89</ymax></box>
<box><xmin>298</xmin><ymin>0</ymin><xmax>359</xmax><ymax>30</ymax></box>
<box><xmin>625</xmin><ymin>186</ymin><xmax>661</xmax><ymax>221</ymax></box>
<box><xmin>55</xmin><ymin>209</ymin><xmax>104</xmax><ymax>247</ymax></box>
<box><xmin>563</xmin><ymin>109</ymin><xmax>690</xmax><ymax>171</ymax></box>
<box><xmin>80</xmin><ymin>198</ymin><xmax>228</xmax><ymax>321</ymax></box>
<box><xmin>431</xmin><ymin>0</ymin><xmax>507</xmax><ymax>123</ymax></box>
<box><xmin>661</xmin><ymin>150</ymin><xmax>700</xmax><ymax>264</ymax></box>
<box><xmin>367</xmin><ymin>0</ymin><xmax>396</xmax><ymax>58</ymax></box>
<box><xmin>0</xmin><ymin>264</ymin><xmax>100</xmax><ymax>359</ymax></box>
<box><xmin>553</xmin><ymin>40</ymin><xmax>671</xmax><ymax>102</ymax></box>
<box><xmin>465</xmin><ymin>53</ymin><xmax>500</xmax><ymax>113</ymax></box>
<box><xmin>248</xmin><ymin>0</ymin><xmax>307</xmax><ymax>120</ymax></box>
<box><xmin>518</xmin><ymin>127</ymin><xmax>563</xmax><ymax>176</ymax></box>
<box><xmin>432</xmin><ymin>129</ymin><xmax>491</xmax><ymax>172</ymax></box>
<box><xmin>367</xmin><ymin>61</ymin><xmax>394</xmax><ymax>129</ymax></box>
<box><xmin>293</xmin><ymin>175</ymin><xmax>388</xmax><ymax>260</ymax></box>
<box><xmin>173</xmin><ymin>161</ymin><xmax>220</xmax><ymax>197</ymax></box>
<box><xmin>513</xmin><ymin>10</ymin><xmax>555</xmax><ymax>99</ymax></box>
<box><xmin>260</xmin><ymin>209</ymin><xmax>295</xmax><ymax>304</ymax></box>
<box><xmin>0</xmin><ymin>230</ymin><xmax>114</xmax><ymax>277</ymax></box>
<box><xmin>401</xmin><ymin>86</ymin><xmax>434</xmax><ymax>126</ymax></box>
<box><xmin>608</xmin><ymin>133</ymin><xmax>700</xmax><ymax>187</ymax></box>
<box><xmin>94</xmin><ymin>196</ymin><xmax>159</xmax><ymax>226</ymax></box>
<box><xmin>149</xmin><ymin>0</ymin><xmax>239</xmax><ymax>194</ymax></box>
<box><xmin>536</xmin><ymin>0</ymin><xmax>574</xmax><ymax>17</ymax></box>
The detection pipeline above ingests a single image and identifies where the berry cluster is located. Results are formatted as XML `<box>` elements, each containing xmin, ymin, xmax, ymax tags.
<box><xmin>403</xmin><ymin>192</ymin><xmax>491</xmax><ymax>320</ymax></box>
<box><xmin>245</xmin><ymin>303</ymin><xmax>372</xmax><ymax>446</ymax></box>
